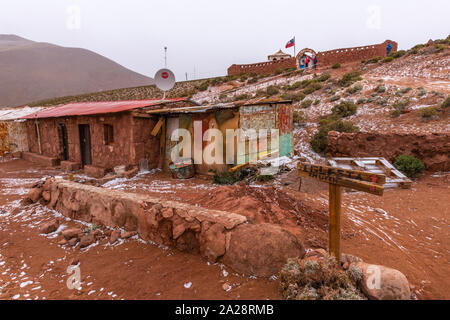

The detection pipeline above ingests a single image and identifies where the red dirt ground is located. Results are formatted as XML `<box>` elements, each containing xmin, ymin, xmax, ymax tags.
<box><xmin>1</xmin><ymin>159</ymin><xmax>449</xmax><ymax>300</ymax></box>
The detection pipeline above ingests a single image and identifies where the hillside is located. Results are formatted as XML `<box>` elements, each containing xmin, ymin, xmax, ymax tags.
<box><xmin>0</xmin><ymin>35</ymin><xmax>154</xmax><ymax>107</ymax></box>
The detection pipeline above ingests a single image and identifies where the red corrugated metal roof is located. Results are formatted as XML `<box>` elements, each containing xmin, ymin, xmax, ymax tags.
<box><xmin>22</xmin><ymin>98</ymin><xmax>189</xmax><ymax>119</ymax></box>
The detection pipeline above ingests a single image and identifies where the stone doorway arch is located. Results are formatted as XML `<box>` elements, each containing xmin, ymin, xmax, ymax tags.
<box><xmin>296</xmin><ymin>48</ymin><xmax>317</xmax><ymax>70</ymax></box>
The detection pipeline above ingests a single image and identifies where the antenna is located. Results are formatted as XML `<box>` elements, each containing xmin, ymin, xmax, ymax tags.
<box><xmin>154</xmin><ymin>68</ymin><xmax>176</xmax><ymax>99</ymax></box>
<box><xmin>164</xmin><ymin>46</ymin><xmax>167</xmax><ymax>67</ymax></box>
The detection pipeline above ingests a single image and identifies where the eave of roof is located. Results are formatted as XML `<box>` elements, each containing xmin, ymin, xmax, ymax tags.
<box><xmin>21</xmin><ymin>98</ymin><xmax>191</xmax><ymax>119</ymax></box>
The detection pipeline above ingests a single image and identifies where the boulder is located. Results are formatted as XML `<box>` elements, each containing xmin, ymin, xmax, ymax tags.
<box><xmin>354</xmin><ymin>262</ymin><xmax>411</xmax><ymax>300</ymax></box>
<box><xmin>200</xmin><ymin>223</ymin><xmax>226</xmax><ymax>262</ymax></box>
<box><xmin>79</xmin><ymin>234</ymin><xmax>96</xmax><ymax>248</ymax></box>
<box><xmin>223</xmin><ymin>223</ymin><xmax>305</xmax><ymax>277</ymax></box>
<box><xmin>68</xmin><ymin>237</ymin><xmax>79</xmax><ymax>247</ymax></box>
<box><xmin>26</xmin><ymin>188</ymin><xmax>42</xmax><ymax>203</ymax></box>
<box><xmin>110</xmin><ymin>230</ymin><xmax>121</xmax><ymax>243</ymax></box>
<box><xmin>42</xmin><ymin>191</ymin><xmax>51</xmax><ymax>202</ymax></box>
<box><xmin>121</xmin><ymin>231</ymin><xmax>137</xmax><ymax>239</ymax></box>
<box><xmin>62</xmin><ymin>228</ymin><xmax>82</xmax><ymax>240</ymax></box>
<box><xmin>39</xmin><ymin>220</ymin><xmax>59</xmax><ymax>234</ymax></box>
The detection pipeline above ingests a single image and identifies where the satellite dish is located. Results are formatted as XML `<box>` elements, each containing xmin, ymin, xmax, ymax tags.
<box><xmin>154</xmin><ymin>68</ymin><xmax>176</xmax><ymax>92</ymax></box>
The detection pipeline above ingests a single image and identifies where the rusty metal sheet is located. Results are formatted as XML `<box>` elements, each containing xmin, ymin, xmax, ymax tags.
<box><xmin>22</xmin><ymin>98</ymin><xmax>189</xmax><ymax>119</ymax></box>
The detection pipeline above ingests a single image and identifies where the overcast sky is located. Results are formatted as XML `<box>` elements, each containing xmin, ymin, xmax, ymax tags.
<box><xmin>1</xmin><ymin>0</ymin><xmax>449</xmax><ymax>80</ymax></box>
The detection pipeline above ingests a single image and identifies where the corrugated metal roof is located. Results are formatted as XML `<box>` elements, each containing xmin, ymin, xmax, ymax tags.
<box><xmin>21</xmin><ymin>98</ymin><xmax>190</xmax><ymax>119</ymax></box>
<box><xmin>0</xmin><ymin>106</ymin><xmax>44</xmax><ymax>121</ymax></box>
<box><xmin>146</xmin><ymin>99</ymin><xmax>291</xmax><ymax>115</ymax></box>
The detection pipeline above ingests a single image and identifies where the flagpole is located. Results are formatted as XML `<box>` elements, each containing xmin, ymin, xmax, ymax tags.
<box><xmin>294</xmin><ymin>36</ymin><xmax>296</xmax><ymax>58</ymax></box>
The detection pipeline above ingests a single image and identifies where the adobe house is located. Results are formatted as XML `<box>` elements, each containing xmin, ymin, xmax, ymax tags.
<box><xmin>22</xmin><ymin>98</ymin><xmax>199</xmax><ymax>177</ymax></box>
<box><xmin>146</xmin><ymin>98</ymin><xmax>294</xmax><ymax>175</ymax></box>
<box><xmin>0</xmin><ymin>106</ymin><xmax>44</xmax><ymax>157</ymax></box>
<box><xmin>267</xmin><ymin>49</ymin><xmax>292</xmax><ymax>61</ymax></box>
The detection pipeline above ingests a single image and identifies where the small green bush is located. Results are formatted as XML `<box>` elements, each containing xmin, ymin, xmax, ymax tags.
<box><xmin>239</xmin><ymin>74</ymin><xmax>248</xmax><ymax>82</ymax></box>
<box><xmin>389</xmin><ymin>50</ymin><xmax>406</xmax><ymax>58</ymax></box>
<box><xmin>331</xmin><ymin>63</ymin><xmax>341</xmax><ymax>69</ymax></box>
<box><xmin>394</xmin><ymin>155</ymin><xmax>425</xmax><ymax>179</ymax></box>
<box><xmin>313</xmin><ymin>99</ymin><xmax>320</xmax><ymax>105</ymax></box>
<box><xmin>234</xmin><ymin>93</ymin><xmax>248</xmax><ymax>101</ymax></box>
<box><xmin>213</xmin><ymin>170</ymin><xmax>247</xmax><ymax>184</ymax></box>
<box><xmin>417</xmin><ymin>87</ymin><xmax>426</xmax><ymax>97</ymax></box>
<box><xmin>256</xmin><ymin>174</ymin><xmax>274</xmax><ymax>182</ymax></box>
<box><xmin>338</xmin><ymin>71</ymin><xmax>362</xmax><ymax>87</ymax></box>
<box><xmin>374</xmin><ymin>85</ymin><xmax>386</xmax><ymax>93</ymax></box>
<box><xmin>420</xmin><ymin>106</ymin><xmax>437</xmax><ymax>118</ymax></box>
<box><xmin>293</xmin><ymin>110</ymin><xmax>307</xmax><ymax>125</ymax></box>
<box><xmin>366</xmin><ymin>56</ymin><xmax>382</xmax><ymax>64</ymax></box>
<box><xmin>301</xmin><ymin>99</ymin><xmax>313</xmax><ymax>108</ymax></box>
<box><xmin>399</xmin><ymin>87</ymin><xmax>412</xmax><ymax>94</ymax></box>
<box><xmin>288</xmin><ymin>81</ymin><xmax>302</xmax><ymax>91</ymax></box>
<box><xmin>317</xmin><ymin>73</ymin><xmax>331</xmax><ymax>82</ymax></box>
<box><xmin>331</xmin><ymin>100</ymin><xmax>358</xmax><ymax>118</ymax></box>
<box><xmin>346</xmin><ymin>84</ymin><xmax>363</xmax><ymax>95</ymax></box>
<box><xmin>303</xmin><ymin>82</ymin><xmax>322</xmax><ymax>95</ymax></box>
<box><xmin>382</xmin><ymin>56</ymin><xmax>394</xmax><ymax>63</ymax></box>
<box><xmin>330</xmin><ymin>95</ymin><xmax>340</xmax><ymax>102</ymax></box>
<box><xmin>274</xmin><ymin>68</ymin><xmax>283</xmax><ymax>75</ymax></box>
<box><xmin>248</xmin><ymin>77</ymin><xmax>258</xmax><ymax>84</ymax></box>
<box><xmin>196</xmin><ymin>81</ymin><xmax>210</xmax><ymax>91</ymax></box>
<box><xmin>356</xmin><ymin>98</ymin><xmax>366</xmax><ymax>105</ymax></box>
<box><xmin>266</xmin><ymin>85</ymin><xmax>280</xmax><ymax>96</ymax></box>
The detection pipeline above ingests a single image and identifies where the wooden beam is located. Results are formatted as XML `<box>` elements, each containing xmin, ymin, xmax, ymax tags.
<box><xmin>329</xmin><ymin>184</ymin><xmax>341</xmax><ymax>261</ymax></box>
<box><xmin>151</xmin><ymin>117</ymin><xmax>164</xmax><ymax>136</ymax></box>
<box><xmin>298</xmin><ymin>162</ymin><xmax>386</xmax><ymax>185</ymax></box>
<box><xmin>297</xmin><ymin>170</ymin><xmax>384</xmax><ymax>196</ymax></box>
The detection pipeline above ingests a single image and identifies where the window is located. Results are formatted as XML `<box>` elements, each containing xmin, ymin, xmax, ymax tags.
<box><xmin>104</xmin><ymin>124</ymin><xmax>114</xmax><ymax>145</ymax></box>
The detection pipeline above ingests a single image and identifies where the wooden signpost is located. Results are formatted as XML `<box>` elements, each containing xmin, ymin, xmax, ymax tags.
<box><xmin>298</xmin><ymin>162</ymin><xmax>386</xmax><ymax>261</ymax></box>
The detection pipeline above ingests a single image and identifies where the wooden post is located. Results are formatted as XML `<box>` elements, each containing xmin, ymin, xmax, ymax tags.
<box><xmin>328</xmin><ymin>184</ymin><xmax>342</xmax><ymax>261</ymax></box>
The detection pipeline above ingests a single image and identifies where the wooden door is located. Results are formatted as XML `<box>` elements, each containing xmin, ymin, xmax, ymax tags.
<box><xmin>78</xmin><ymin>124</ymin><xmax>92</xmax><ymax>166</ymax></box>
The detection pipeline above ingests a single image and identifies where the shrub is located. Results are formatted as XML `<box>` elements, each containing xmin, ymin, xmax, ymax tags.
<box><xmin>248</xmin><ymin>77</ymin><xmax>258</xmax><ymax>84</ymax></box>
<box><xmin>331</xmin><ymin>100</ymin><xmax>358</xmax><ymax>118</ymax></box>
<box><xmin>374</xmin><ymin>85</ymin><xmax>386</xmax><ymax>93</ymax></box>
<box><xmin>239</xmin><ymin>74</ymin><xmax>248</xmax><ymax>82</ymax></box>
<box><xmin>317</xmin><ymin>73</ymin><xmax>331</xmax><ymax>82</ymax></box>
<box><xmin>279</xmin><ymin>255</ymin><xmax>366</xmax><ymax>300</ymax></box>
<box><xmin>366</xmin><ymin>56</ymin><xmax>382</xmax><ymax>64</ymax></box>
<box><xmin>331</xmin><ymin>63</ymin><xmax>341</xmax><ymax>69</ymax></box>
<box><xmin>293</xmin><ymin>110</ymin><xmax>307</xmax><ymax>125</ymax></box>
<box><xmin>435</xmin><ymin>44</ymin><xmax>446</xmax><ymax>52</ymax></box>
<box><xmin>310</xmin><ymin>119</ymin><xmax>358</xmax><ymax>154</ymax></box>
<box><xmin>356</xmin><ymin>98</ymin><xmax>366</xmax><ymax>105</ymax></box>
<box><xmin>420</xmin><ymin>106</ymin><xmax>437</xmax><ymax>118</ymax></box>
<box><xmin>266</xmin><ymin>85</ymin><xmax>280</xmax><ymax>96</ymax></box>
<box><xmin>234</xmin><ymin>93</ymin><xmax>248</xmax><ymax>101</ymax></box>
<box><xmin>196</xmin><ymin>81</ymin><xmax>210</xmax><ymax>91</ymax></box>
<box><xmin>382</xmin><ymin>56</ymin><xmax>394</xmax><ymax>63</ymax></box>
<box><xmin>390</xmin><ymin>50</ymin><xmax>406</xmax><ymax>58</ymax></box>
<box><xmin>288</xmin><ymin>81</ymin><xmax>302</xmax><ymax>90</ymax></box>
<box><xmin>292</xmin><ymin>92</ymin><xmax>306</xmax><ymax>102</ymax></box>
<box><xmin>399</xmin><ymin>87</ymin><xmax>412</xmax><ymax>94</ymax></box>
<box><xmin>394</xmin><ymin>155</ymin><xmax>425</xmax><ymax>179</ymax></box>
<box><xmin>346</xmin><ymin>84</ymin><xmax>363</xmax><ymax>95</ymax></box>
<box><xmin>441</xmin><ymin>96</ymin><xmax>450</xmax><ymax>108</ymax></box>
<box><xmin>338</xmin><ymin>71</ymin><xmax>362</xmax><ymax>87</ymax></box>
<box><xmin>256</xmin><ymin>174</ymin><xmax>274</xmax><ymax>182</ymax></box>
<box><xmin>274</xmin><ymin>68</ymin><xmax>283</xmax><ymax>75</ymax></box>
<box><xmin>330</xmin><ymin>95</ymin><xmax>340</xmax><ymax>102</ymax></box>
<box><xmin>313</xmin><ymin>99</ymin><xmax>320</xmax><ymax>105</ymax></box>
<box><xmin>301</xmin><ymin>99</ymin><xmax>313</xmax><ymax>108</ymax></box>
<box><xmin>213</xmin><ymin>169</ymin><xmax>250</xmax><ymax>184</ymax></box>
<box><xmin>303</xmin><ymin>82</ymin><xmax>322</xmax><ymax>95</ymax></box>
<box><xmin>219</xmin><ymin>93</ymin><xmax>228</xmax><ymax>100</ymax></box>
<box><xmin>417</xmin><ymin>87</ymin><xmax>426</xmax><ymax>97</ymax></box>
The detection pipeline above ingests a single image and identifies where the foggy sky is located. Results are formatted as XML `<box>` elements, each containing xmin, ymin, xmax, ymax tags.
<box><xmin>1</xmin><ymin>0</ymin><xmax>449</xmax><ymax>81</ymax></box>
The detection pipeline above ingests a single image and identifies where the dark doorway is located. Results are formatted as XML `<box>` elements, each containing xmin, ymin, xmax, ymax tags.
<box><xmin>58</xmin><ymin>123</ymin><xmax>69</xmax><ymax>160</ymax></box>
<box><xmin>78</xmin><ymin>124</ymin><xmax>92</xmax><ymax>166</ymax></box>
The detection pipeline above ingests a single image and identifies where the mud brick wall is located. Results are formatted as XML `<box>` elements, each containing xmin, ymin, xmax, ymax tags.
<box><xmin>26</xmin><ymin>113</ymin><xmax>160</xmax><ymax>170</ymax></box>
<box><xmin>227</xmin><ymin>57</ymin><xmax>296</xmax><ymax>76</ymax></box>
<box><xmin>317</xmin><ymin>40</ymin><xmax>397</xmax><ymax>66</ymax></box>
<box><xmin>32</xmin><ymin>178</ymin><xmax>304</xmax><ymax>276</ymax></box>
<box><xmin>327</xmin><ymin>131</ymin><xmax>450</xmax><ymax>171</ymax></box>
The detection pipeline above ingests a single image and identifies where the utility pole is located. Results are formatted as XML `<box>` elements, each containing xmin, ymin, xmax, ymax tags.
<box><xmin>164</xmin><ymin>46</ymin><xmax>167</xmax><ymax>68</ymax></box>
<box><xmin>185</xmin><ymin>72</ymin><xmax>188</xmax><ymax>81</ymax></box>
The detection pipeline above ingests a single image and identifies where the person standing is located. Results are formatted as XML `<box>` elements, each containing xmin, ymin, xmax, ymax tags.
<box><xmin>386</xmin><ymin>42</ymin><xmax>393</xmax><ymax>56</ymax></box>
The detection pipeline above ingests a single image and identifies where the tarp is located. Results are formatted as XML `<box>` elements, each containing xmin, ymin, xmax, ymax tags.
<box><xmin>21</xmin><ymin>98</ymin><xmax>189</xmax><ymax>119</ymax></box>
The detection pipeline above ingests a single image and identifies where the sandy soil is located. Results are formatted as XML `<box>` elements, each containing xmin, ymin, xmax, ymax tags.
<box><xmin>0</xmin><ymin>160</ymin><xmax>279</xmax><ymax>300</ymax></box>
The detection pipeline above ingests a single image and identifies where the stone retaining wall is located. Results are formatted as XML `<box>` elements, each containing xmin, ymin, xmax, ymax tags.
<box><xmin>32</xmin><ymin>178</ymin><xmax>305</xmax><ymax>276</ymax></box>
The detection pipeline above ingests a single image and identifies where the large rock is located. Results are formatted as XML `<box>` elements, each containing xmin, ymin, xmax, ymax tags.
<box><xmin>354</xmin><ymin>262</ymin><xmax>411</xmax><ymax>300</ymax></box>
<box><xmin>223</xmin><ymin>223</ymin><xmax>305</xmax><ymax>277</ymax></box>
<box><xmin>62</xmin><ymin>228</ymin><xmax>82</xmax><ymax>240</ymax></box>
<box><xmin>200</xmin><ymin>223</ymin><xmax>226</xmax><ymax>262</ymax></box>
<box><xmin>79</xmin><ymin>233</ymin><xmax>96</xmax><ymax>248</ymax></box>
<box><xmin>26</xmin><ymin>188</ymin><xmax>42</xmax><ymax>203</ymax></box>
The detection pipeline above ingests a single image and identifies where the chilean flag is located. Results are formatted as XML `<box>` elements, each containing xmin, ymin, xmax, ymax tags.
<box><xmin>285</xmin><ymin>37</ymin><xmax>295</xmax><ymax>48</ymax></box>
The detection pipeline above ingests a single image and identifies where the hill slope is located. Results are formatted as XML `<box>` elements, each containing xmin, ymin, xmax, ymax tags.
<box><xmin>0</xmin><ymin>35</ymin><xmax>154</xmax><ymax>107</ymax></box>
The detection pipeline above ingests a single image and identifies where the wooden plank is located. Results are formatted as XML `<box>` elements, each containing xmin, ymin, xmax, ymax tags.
<box><xmin>151</xmin><ymin>117</ymin><xmax>164</xmax><ymax>136</ymax></box>
<box><xmin>329</xmin><ymin>184</ymin><xmax>341</xmax><ymax>261</ymax></box>
<box><xmin>298</xmin><ymin>162</ymin><xmax>386</xmax><ymax>185</ymax></box>
<box><xmin>297</xmin><ymin>170</ymin><xmax>384</xmax><ymax>196</ymax></box>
